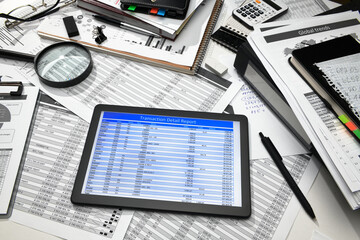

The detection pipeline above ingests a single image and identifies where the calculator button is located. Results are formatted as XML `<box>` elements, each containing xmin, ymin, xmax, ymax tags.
<box><xmin>250</xmin><ymin>14</ymin><xmax>256</xmax><ymax>18</ymax></box>
<box><xmin>249</xmin><ymin>9</ymin><xmax>255</xmax><ymax>13</ymax></box>
<box><xmin>236</xmin><ymin>9</ymin><xmax>241</xmax><ymax>13</ymax></box>
<box><xmin>240</xmin><ymin>7</ymin><xmax>245</xmax><ymax>11</ymax></box>
<box><xmin>253</xmin><ymin>7</ymin><xmax>258</xmax><ymax>10</ymax></box>
<box><xmin>244</xmin><ymin>5</ymin><xmax>250</xmax><ymax>9</ymax></box>
<box><xmin>242</xmin><ymin>13</ymin><xmax>247</xmax><ymax>17</ymax></box>
<box><xmin>258</xmin><ymin>10</ymin><xmax>263</xmax><ymax>14</ymax></box>
<box><xmin>248</xmin><ymin>3</ymin><xmax>253</xmax><ymax>7</ymax></box>
<box><xmin>255</xmin><ymin>12</ymin><xmax>260</xmax><ymax>16</ymax></box>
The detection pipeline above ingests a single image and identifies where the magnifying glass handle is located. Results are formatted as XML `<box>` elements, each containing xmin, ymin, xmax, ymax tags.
<box><xmin>0</xmin><ymin>49</ymin><xmax>35</xmax><ymax>62</ymax></box>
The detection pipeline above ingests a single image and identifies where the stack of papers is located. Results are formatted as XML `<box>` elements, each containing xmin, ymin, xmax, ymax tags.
<box><xmin>38</xmin><ymin>0</ymin><xmax>222</xmax><ymax>74</ymax></box>
<box><xmin>247</xmin><ymin>11</ymin><xmax>360</xmax><ymax>209</ymax></box>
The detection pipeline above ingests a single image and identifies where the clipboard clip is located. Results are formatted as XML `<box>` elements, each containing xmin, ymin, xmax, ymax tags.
<box><xmin>0</xmin><ymin>81</ymin><xmax>23</xmax><ymax>96</ymax></box>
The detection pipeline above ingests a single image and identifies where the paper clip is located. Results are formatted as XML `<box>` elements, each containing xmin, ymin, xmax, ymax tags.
<box><xmin>0</xmin><ymin>81</ymin><xmax>23</xmax><ymax>96</ymax></box>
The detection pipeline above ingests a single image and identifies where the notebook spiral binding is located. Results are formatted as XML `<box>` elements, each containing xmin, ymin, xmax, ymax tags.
<box><xmin>194</xmin><ymin>0</ymin><xmax>224</xmax><ymax>73</ymax></box>
<box><xmin>210</xmin><ymin>15</ymin><xmax>251</xmax><ymax>53</ymax></box>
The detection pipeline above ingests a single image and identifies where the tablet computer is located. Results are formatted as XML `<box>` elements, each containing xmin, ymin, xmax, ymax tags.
<box><xmin>72</xmin><ymin>105</ymin><xmax>251</xmax><ymax>218</ymax></box>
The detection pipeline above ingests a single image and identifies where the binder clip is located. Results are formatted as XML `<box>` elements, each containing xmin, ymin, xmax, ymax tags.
<box><xmin>0</xmin><ymin>81</ymin><xmax>23</xmax><ymax>96</ymax></box>
<box><xmin>94</xmin><ymin>26</ymin><xmax>107</xmax><ymax>44</ymax></box>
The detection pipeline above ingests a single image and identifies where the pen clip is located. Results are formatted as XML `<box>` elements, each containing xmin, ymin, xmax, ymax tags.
<box><xmin>0</xmin><ymin>81</ymin><xmax>23</xmax><ymax>96</ymax></box>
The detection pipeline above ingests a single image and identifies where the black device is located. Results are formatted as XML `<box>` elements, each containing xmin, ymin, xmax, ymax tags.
<box><xmin>72</xmin><ymin>105</ymin><xmax>251</xmax><ymax>218</ymax></box>
<box><xmin>234</xmin><ymin>42</ymin><xmax>313</xmax><ymax>151</ymax></box>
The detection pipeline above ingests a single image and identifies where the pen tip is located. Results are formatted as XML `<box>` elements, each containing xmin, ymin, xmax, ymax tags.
<box><xmin>259</xmin><ymin>132</ymin><xmax>264</xmax><ymax>138</ymax></box>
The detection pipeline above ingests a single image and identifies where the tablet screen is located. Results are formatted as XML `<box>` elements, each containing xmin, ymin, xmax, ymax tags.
<box><xmin>82</xmin><ymin>111</ymin><xmax>242</xmax><ymax>206</ymax></box>
<box><xmin>72</xmin><ymin>105</ymin><xmax>250</xmax><ymax>217</ymax></box>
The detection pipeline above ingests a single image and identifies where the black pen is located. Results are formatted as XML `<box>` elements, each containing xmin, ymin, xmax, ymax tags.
<box><xmin>93</xmin><ymin>15</ymin><xmax>161</xmax><ymax>38</ymax></box>
<box><xmin>259</xmin><ymin>132</ymin><xmax>316</xmax><ymax>220</ymax></box>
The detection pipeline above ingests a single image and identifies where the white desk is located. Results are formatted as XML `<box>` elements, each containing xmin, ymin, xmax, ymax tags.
<box><xmin>1</xmin><ymin>0</ymin><xmax>359</xmax><ymax>239</ymax></box>
<box><xmin>1</xmin><ymin>164</ymin><xmax>360</xmax><ymax>240</ymax></box>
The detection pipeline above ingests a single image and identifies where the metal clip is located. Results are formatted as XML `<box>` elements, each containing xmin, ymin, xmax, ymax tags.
<box><xmin>0</xmin><ymin>81</ymin><xmax>23</xmax><ymax>96</ymax></box>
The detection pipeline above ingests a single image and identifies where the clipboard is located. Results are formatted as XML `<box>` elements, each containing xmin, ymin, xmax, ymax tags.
<box><xmin>0</xmin><ymin>82</ymin><xmax>23</xmax><ymax>96</ymax></box>
<box><xmin>0</xmin><ymin>82</ymin><xmax>32</xmax><ymax>218</ymax></box>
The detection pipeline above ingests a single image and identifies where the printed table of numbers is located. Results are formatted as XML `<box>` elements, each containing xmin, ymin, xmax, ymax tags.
<box><xmin>83</xmin><ymin>112</ymin><xmax>241</xmax><ymax>207</ymax></box>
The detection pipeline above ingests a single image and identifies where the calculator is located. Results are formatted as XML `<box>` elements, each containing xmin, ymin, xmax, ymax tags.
<box><xmin>232</xmin><ymin>0</ymin><xmax>288</xmax><ymax>29</ymax></box>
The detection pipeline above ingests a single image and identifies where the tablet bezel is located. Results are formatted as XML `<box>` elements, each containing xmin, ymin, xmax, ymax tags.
<box><xmin>71</xmin><ymin>105</ymin><xmax>251</xmax><ymax>218</ymax></box>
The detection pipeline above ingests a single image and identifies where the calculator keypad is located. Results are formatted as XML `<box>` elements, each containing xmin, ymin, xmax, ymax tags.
<box><xmin>233</xmin><ymin>0</ymin><xmax>284</xmax><ymax>29</ymax></box>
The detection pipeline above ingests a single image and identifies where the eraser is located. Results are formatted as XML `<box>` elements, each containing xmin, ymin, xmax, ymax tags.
<box><xmin>205</xmin><ymin>58</ymin><xmax>228</xmax><ymax>76</ymax></box>
<box><xmin>63</xmin><ymin>16</ymin><xmax>79</xmax><ymax>38</ymax></box>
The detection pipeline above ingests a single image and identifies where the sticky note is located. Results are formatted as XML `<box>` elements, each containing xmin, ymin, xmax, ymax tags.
<box><xmin>150</xmin><ymin>8</ymin><xmax>158</xmax><ymax>14</ymax></box>
<box><xmin>128</xmin><ymin>5</ymin><xmax>136</xmax><ymax>11</ymax></box>
<box><xmin>353</xmin><ymin>129</ymin><xmax>360</xmax><ymax>139</ymax></box>
<box><xmin>157</xmin><ymin>9</ymin><xmax>166</xmax><ymax>16</ymax></box>
<box><xmin>345</xmin><ymin>121</ymin><xmax>357</xmax><ymax>131</ymax></box>
<box><xmin>338</xmin><ymin>114</ymin><xmax>349</xmax><ymax>124</ymax></box>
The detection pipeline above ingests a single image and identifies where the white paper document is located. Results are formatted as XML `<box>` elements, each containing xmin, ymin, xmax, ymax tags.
<box><xmin>277</xmin><ymin>0</ymin><xmax>331</xmax><ymax>21</ymax></box>
<box><xmin>123</xmin><ymin>154</ymin><xmax>319</xmax><ymax>240</ymax></box>
<box><xmin>0</xmin><ymin>84</ymin><xmax>38</xmax><ymax>215</ymax></box>
<box><xmin>16</xmin><ymin>50</ymin><xmax>241</xmax><ymax>123</ymax></box>
<box><xmin>10</xmin><ymin>92</ymin><xmax>133</xmax><ymax>240</ymax></box>
<box><xmin>230</xmin><ymin>84</ymin><xmax>309</xmax><ymax>160</ymax></box>
<box><xmin>248</xmin><ymin>12</ymin><xmax>360</xmax><ymax>208</ymax></box>
<box><xmin>212</xmin><ymin>56</ymin><xmax>309</xmax><ymax>160</ymax></box>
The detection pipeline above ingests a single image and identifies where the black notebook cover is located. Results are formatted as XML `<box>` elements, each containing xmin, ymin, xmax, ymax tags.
<box><xmin>120</xmin><ymin>0</ymin><xmax>190</xmax><ymax>19</ymax></box>
<box><xmin>290</xmin><ymin>35</ymin><xmax>360</xmax><ymax>132</ymax></box>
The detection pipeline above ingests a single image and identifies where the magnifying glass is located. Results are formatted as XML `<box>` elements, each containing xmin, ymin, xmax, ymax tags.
<box><xmin>0</xmin><ymin>42</ymin><xmax>93</xmax><ymax>88</ymax></box>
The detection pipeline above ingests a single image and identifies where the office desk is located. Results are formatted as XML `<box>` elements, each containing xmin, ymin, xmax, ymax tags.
<box><xmin>1</xmin><ymin>0</ymin><xmax>360</xmax><ymax>239</ymax></box>
<box><xmin>1</xmin><ymin>164</ymin><xmax>360</xmax><ymax>239</ymax></box>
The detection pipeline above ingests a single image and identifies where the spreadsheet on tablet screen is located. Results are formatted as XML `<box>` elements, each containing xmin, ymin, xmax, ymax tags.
<box><xmin>81</xmin><ymin>111</ymin><xmax>242</xmax><ymax>207</ymax></box>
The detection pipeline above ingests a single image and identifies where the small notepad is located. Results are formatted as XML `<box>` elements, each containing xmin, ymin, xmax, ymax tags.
<box><xmin>315</xmin><ymin>53</ymin><xmax>360</xmax><ymax>123</ymax></box>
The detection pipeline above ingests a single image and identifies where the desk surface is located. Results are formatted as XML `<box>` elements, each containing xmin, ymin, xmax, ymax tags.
<box><xmin>1</xmin><ymin>0</ymin><xmax>359</xmax><ymax>239</ymax></box>
<box><xmin>1</xmin><ymin>165</ymin><xmax>360</xmax><ymax>240</ymax></box>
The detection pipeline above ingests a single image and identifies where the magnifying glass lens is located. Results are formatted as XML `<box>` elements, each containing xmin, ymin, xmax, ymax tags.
<box><xmin>35</xmin><ymin>42</ymin><xmax>93</xmax><ymax>87</ymax></box>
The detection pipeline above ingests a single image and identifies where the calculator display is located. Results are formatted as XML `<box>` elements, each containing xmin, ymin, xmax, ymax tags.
<box><xmin>263</xmin><ymin>0</ymin><xmax>281</xmax><ymax>11</ymax></box>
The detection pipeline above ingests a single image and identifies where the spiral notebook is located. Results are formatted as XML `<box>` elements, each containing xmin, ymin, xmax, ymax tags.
<box><xmin>38</xmin><ymin>0</ymin><xmax>223</xmax><ymax>75</ymax></box>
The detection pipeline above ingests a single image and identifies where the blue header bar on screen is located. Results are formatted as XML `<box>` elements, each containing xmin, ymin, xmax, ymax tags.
<box><xmin>102</xmin><ymin>111</ymin><xmax>233</xmax><ymax>129</ymax></box>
